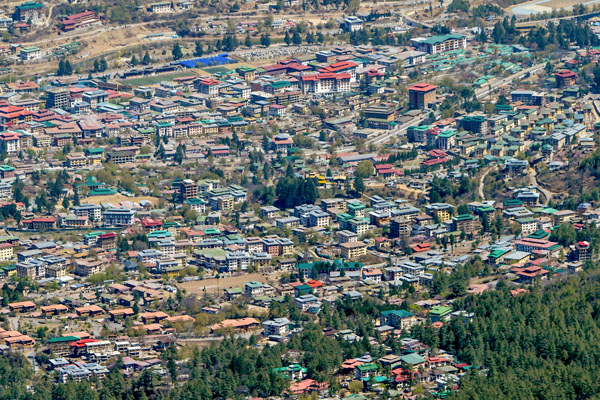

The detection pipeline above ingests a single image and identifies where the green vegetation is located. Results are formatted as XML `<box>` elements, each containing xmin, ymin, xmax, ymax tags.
<box><xmin>415</xmin><ymin>272</ymin><xmax>600</xmax><ymax>399</ymax></box>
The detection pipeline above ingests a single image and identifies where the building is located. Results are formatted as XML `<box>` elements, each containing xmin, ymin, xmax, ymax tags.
<box><xmin>149</xmin><ymin>2</ymin><xmax>173</xmax><ymax>13</ymax></box>
<box><xmin>74</xmin><ymin>204</ymin><xmax>102</xmax><ymax>222</ymax></box>
<box><xmin>390</xmin><ymin>216</ymin><xmax>411</xmax><ymax>239</ymax></box>
<box><xmin>452</xmin><ymin>214</ymin><xmax>476</xmax><ymax>234</ymax></box>
<box><xmin>380</xmin><ymin>310</ymin><xmax>416</xmax><ymax>330</ymax></box>
<box><xmin>174</xmin><ymin>179</ymin><xmax>198</xmax><ymax>201</ymax></box>
<box><xmin>412</xmin><ymin>33</ymin><xmax>466</xmax><ymax>55</ymax></box>
<box><xmin>20</xmin><ymin>46</ymin><xmax>41</xmax><ymax>61</ymax></box>
<box><xmin>103</xmin><ymin>208</ymin><xmax>135</xmax><ymax>226</ymax></box>
<box><xmin>46</xmin><ymin>87</ymin><xmax>70</xmax><ymax>109</ymax></box>
<box><xmin>341</xmin><ymin>16</ymin><xmax>364</xmax><ymax>32</ymax></box>
<box><xmin>196</xmin><ymin>78</ymin><xmax>220</xmax><ymax>97</ymax></box>
<box><xmin>459</xmin><ymin>115</ymin><xmax>488</xmax><ymax>134</ymax></box>
<box><xmin>262</xmin><ymin>317</ymin><xmax>291</xmax><ymax>336</ymax></box>
<box><xmin>60</xmin><ymin>11</ymin><xmax>100</xmax><ymax>31</ymax></box>
<box><xmin>425</xmin><ymin>203</ymin><xmax>453</xmax><ymax>222</ymax></box>
<box><xmin>408</xmin><ymin>83</ymin><xmax>437</xmax><ymax>109</ymax></box>
<box><xmin>576</xmin><ymin>241</ymin><xmax>592</xmax><ymax>262</ymax></box>
<box><xmin>555</xmin><ymin>70</ymin><xmax>577</xmax><ymax>88</ymax></box>
<box><xmin>299</xmin><ymin>73</ymin><xmax>351</xmax><ymax>95</ymax></box>
<box><xmin>15</xmin><ymin>2</ymin><xmax>44</xmax><ymax>24</ymax></box>
<box><xmin>364</xmin><ymin>106</ymin><xmax>397</xmax><ymax>129</ymax></box>
<box><xmin>340</xmin><ymin>241</ymin><xmax>367</xmax><ymax>259</ymax></box>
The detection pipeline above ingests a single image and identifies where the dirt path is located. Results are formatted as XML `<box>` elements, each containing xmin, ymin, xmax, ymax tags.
<box><xmin>479</xmin><ymin>166</ymin><xmax>496</xmax><ymax>201</ymax></box>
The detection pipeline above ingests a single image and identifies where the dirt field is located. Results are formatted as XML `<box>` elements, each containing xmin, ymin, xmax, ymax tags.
<box><xmin>84</xmin><ymin>194</ymin><xmax>159</xmax><ymax>205</ymax></box>
<box><xmin>178</xmin><ymin>273</ymin><xmax>279</xmax><ymax>295</ymax></box>
<box><xmin>537</xmin><ymin>0</ymin><xmax>593</xmax><ymax>8</ymax></box>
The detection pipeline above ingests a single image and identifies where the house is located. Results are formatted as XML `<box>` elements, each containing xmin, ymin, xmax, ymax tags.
<box><xmin>362</xmin><ymin>268</ymin><xmax>383</xmax><ymax>283</ymax></box>
<box><xmin>380</xmin><ymin>309</ymin><xmax>417</xmax><ymax>330</ymax></box>
<box><xmin>355</xmin><ymin>362</ymin><xmax>378</xmax><ymax>379</ymax></box>
<box><xmin>340</xmin><ymin>241</ymin><xmax>367</xmax><ymax>259</ymax></box>
<box><xmin>263</xmin><ymin>317</ymin><xmax>291</xmax><ymax>336</ymax></box>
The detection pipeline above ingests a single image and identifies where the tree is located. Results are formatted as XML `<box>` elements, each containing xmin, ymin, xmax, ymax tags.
<box><xmin>354</xmin><ymin>175</ymin><xmax>365</xmax><ymax>194</ymax></box>
<box><xmin>245</xmin><ymin>34</ymin><xmax>252</xmax><ymax>48</ymax></box>
<box><xmin>131</xmin><ymin>54</ymin><xmax>138</xmax><ymax>66</ymax></box>
<box><xmin>58</xmin><ymin>59</ymin><xmax>65</xmax><ymax>76</ymax></box>
<box><xmin>142</xmin><ymin>51</ymin><xmax>151</xmax><ymax>65</ymax></box>
<box><xmin>292</xmin><ymin>31</ymin><xmax>302</xmax><ymax>45</ymax></box>
<box><xmin>284</xmin><ymin>31</ymin><xmax>291</xmax><ymax>46</ymax></box>
<box><xmin>550</xmin><ymin>223</ymin><xmax>577</xmax><ymax>246</ymax></box>
<box><xmin>172</xmin><ymin>42</ymin><xmax>183</xmax><ymax>60</ymax></box>
<box><xmin>260</xmin><ymin>33</ymin><xmax>271</xmax><ymax>47</ymax></box>
<box><xmin>356</xmin><ymin>160</ymin><xmax>374</xmax><ymax>178</ymax></box>
<box><xmin>64</xmin><ymin>60</ymin><xmax>72</xmax><ymax>75</ymax></box>
<box><xmin>72</xmin><ymin>185</ymin><xmax>80</xmax><ymax>206</ymax></box>
<box><xmin>13</xmin><ymin>177</ymin><xmax>26</xmax><ymax>204</ymax></box>
<box><xmin>99</xmin><ymin>57</ymin><xmax>108</xmax><ymax>72</ymax></box>
<box><xmin>174</xmin><ymin>144</ymin><xmax>185</xmax><ymax>165</ymax></box>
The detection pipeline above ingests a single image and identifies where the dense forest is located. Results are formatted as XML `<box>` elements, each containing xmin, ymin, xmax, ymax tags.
<box><xmin>414</xmin><ymin>272</ymin><xmax>600</xmax><ymax>400</ymax></box>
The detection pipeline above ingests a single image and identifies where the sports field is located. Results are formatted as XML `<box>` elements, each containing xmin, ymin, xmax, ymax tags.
<box><xmin>119</xmin><ymin>72</ymin><xmax>197</xmax><ymax>86</ymax></box>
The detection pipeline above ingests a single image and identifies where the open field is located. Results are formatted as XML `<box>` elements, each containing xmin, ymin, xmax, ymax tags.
<box><xmin>510</xmin><ymin>0</ymin><xmax>599</xmax><ymax>14</ymax></box>
<box><xmin>178</xmin><ymin>273</ymin><xmax>279</xmax><ymax>295</ymax></box>
<box><xmin>119</xmin><ymin>71</ymin><xmax>199</xmax><ymax>86</ymax></box>
<box><xmin>84</xmin><ymin>194</ymin><xmax>159</xmax><ymax>205</ymax></box>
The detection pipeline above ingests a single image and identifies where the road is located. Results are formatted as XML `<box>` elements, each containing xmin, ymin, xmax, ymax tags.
<box><xmin>362</xmin><ymin>62</ymin><xmax>546</xmax><ymax>147</ymax></box>
<box><xmin>474</xmin><ymin>63</ymin><xmax>546</xmax><ymax>100</ymax></box>
<box><xmin>367</xmin><ymin>117</ymin><xmax>425</xmax><ymax>146</ymax></box>
<box><xmin>478</xmin><ymin>166</ymin><xmax>496</xmax><ymax>201</ymax></box>
<box><xmin>527</xmin><ymin>167</ymin><xmax>554</xmax><ymax>204</ymax></box>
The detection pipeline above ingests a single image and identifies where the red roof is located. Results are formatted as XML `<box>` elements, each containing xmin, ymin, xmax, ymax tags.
<box><xmin>554</xmin><ymin>70</ymin><xmax>577</xmax><ymax>78</ymax></box>
<box><xmin>318</xmin><ymin>61</ymin><xmax>358</xmax><ymax>73</ymax></box>
<box><xmin>301</xmin><ymin>72</ymin><xmax>351</xmax><ymax>81</ymax></box>
<box><xmin>99</xmin><ymin>232</ymin><xmax>117</xmax><ymax>239</ymax></box>
<box><xmin>408</xmin><ymin>82</ymin><xmax>438</xmax><ymax>92</ymax></box>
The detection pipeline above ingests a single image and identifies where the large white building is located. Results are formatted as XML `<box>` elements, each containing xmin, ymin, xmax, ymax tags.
<box><xmin>299</xmin><ymin>73</ymin><xmax>351</xmax><ymax>95</ymax></box>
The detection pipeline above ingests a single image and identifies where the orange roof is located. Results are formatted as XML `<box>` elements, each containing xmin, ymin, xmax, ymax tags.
<box><xmin>75</xmin><ymin>305</ymin><xmax>104</xmax><ymax>314</ymax></box>
<box><xmin>8</xmin><ymin>300</ymin><xmax>36</xmax><ymax>309</ymax></box>
<box><xmin>109</xmin><ymin>308</ymin><xmax>135</xmax><ymax>315</ymax></box>
<box><xmin>64</xmin><ymin>331</ymin><xmax>91</xmax><ymax>339</ymax></box>
<box><xmin>210</xmin><ymin>317</ymin><xmax>260</xmax><ymax>331</ymax></box>
<box><xmin>166</xmin><ymin>315</ymin><xmax>195</xmax><ymax>323</ymax></box>
<box><xmin>41</xmin><ymin>304</ymin><xmax>69</xmax><ymax>312</ymax></box>
<box><xmin>140</xmin><ymin>311</ymin><xmax>169</xmax><ymax>320</ymax></box>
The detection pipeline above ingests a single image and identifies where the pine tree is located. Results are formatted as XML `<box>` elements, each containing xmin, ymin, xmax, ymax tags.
<box><xmin>72</xmin><ymin>185</ymin><xmax>80</xmax><ymax>206</ymax></box>
<box><xmin>131</xmin><ymin>54</ymin><xmax>138</xmax><ymax>66</ymax></box>
<box><xmin>284</xmin><ymin>31</ymin><xmax>291</xmax><ymax>46</ymax></box>
<box><xmin>58</xmin><ymin>59</ymin><xmax>65</xmax><ymax>76</ymax></box>
<box><xmin>172</xmin><ymin>42</ymin><xmax>183</xmax><ymax>60</ymax></box>
<box><xmin>245</xmin><ymin>34</ymin><xmax>252</xmax><ymax>48</ymax></box>
<box><xmin>292</xmin><ymin>31</ymin><xmax>302</xmax><ymax>45</ymax></box>
<box><xmin>142</xmin><ymin>51</ymin><xmax>151</xmax><ymax>65</ymax></box>
<box><xmin>195</xmin><ymin>41</ymin><xmax>204</xmax><ymax>57</ymax></box>
<box><xmin>64</xmin><ymin>60</ymin><xmax>72</xmax><ymax>75</ymax></box>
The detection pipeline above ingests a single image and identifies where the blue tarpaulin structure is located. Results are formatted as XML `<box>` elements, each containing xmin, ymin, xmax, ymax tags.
<box><xmin>179</xmin><ymin>54</ymin><xmax>234</xmax><ymax>68</ymax></box>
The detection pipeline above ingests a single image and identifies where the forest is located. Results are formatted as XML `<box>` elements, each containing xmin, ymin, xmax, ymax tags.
<box><xmin>413</xmin><ymin>271</ymin><xmax>600</xmax><ymax>399</ymax></box>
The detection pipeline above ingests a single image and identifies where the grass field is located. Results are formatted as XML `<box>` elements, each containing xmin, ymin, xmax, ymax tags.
<box><xmin>201</xmin><ymin>66</ymin><xmax>233</xmax><ymax>75</ymax></box>
<box><xmin>119</xmin><ymin>71</ymin><xmax>198</xmax><ymax>86</ymax></box>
